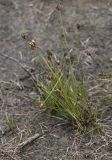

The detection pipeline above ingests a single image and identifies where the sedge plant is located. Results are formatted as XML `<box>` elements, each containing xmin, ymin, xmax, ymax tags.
<box><xmin>22</xmin><ymin>34</ymin><xmax>96</xmax><ymax>131</ymax></box>
<box><xmin>40</xmin><ymin>56</ymin><xmax>95</xmax><ymax>130</ymax></box>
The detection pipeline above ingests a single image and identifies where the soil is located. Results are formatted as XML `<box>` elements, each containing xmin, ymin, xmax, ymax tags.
<box><xmin>0</xmin><ymin>0</ymin><xmax>112</xmax><ymax>160</ymax></box>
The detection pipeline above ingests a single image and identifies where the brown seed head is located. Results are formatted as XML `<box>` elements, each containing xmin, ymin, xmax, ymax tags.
<box><xmin>29</xmin><ymin>39</ymin><xmax>36</xmax><ymax>50</ymax></box>
<box><xmin>56</xmin><ymin>0</ymin><xmax>63</xmax><ymax>10</ymax></box>
<box><xmin>47</xmin><ymin>49</ymin><xmax>53</xmax><ymax>61</ymax></box>
<box><xmin>56</xmin><ymin>3</ymin><xmax>63</xmax><ymax>11</ymax></box>
<box><xmin>21</xmin><ymin>33</ymin><xmax>27</xmax><ymax>40</ymax></box>
<box><xmin>76</xmin><ymin>23</ymin><xmax>81</xmax><ymax>30</ymax></box>
<box><xmin>65</xmin><ymin>56</ymin><xmax>70</xmax><ymax>64</ymax></box>
<box><xmin>54</xmin><ymin>55</ymin><xmax>60</xmax><ymax>65</ymax></box>
<box><xmin>47</xmin><ymin>49</ymin><xmax>53</xmax><ymax>57</ymax></box>
<box><xmin>64</xmin><ymin>52</ymin><xmax>68</xmax><ymax>57</ymax></box>
<box><xmin>39</xmin><ymin>102</ymin><xmax>45</xmax><ymax>111</ymax></box>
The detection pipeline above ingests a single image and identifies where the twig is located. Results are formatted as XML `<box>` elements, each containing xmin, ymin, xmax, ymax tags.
<box><xmin>16</xmin><ymin>133</ymin><xmax>41</xmax><ymax>152</ymax></box>
<box><xmin>16</xmin><ymin>120</ymin><xmax>62</xmax><ymax>152</ymax></box>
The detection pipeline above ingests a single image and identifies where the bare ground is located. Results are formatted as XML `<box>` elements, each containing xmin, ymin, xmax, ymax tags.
<box><xmin>0</xmin><ymin>0</ymin><xmax>112</xmax><ymax>159</ymax></box>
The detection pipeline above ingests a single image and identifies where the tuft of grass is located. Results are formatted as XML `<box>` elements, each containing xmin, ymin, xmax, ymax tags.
<box><xmin>7</xmin><ymin>117</ymin><xmax>15</xmax><ymax>130</ymax></box>
<box><xmin>34</xmin><ymin>49</ymin><xmax>96</xmax><ymax>130</ymax></box>
<box><xmin>22</xmin><ymin>33</ymin><xmax>97</xmax><ymax>131</ymax></box>
<box><xmin>6</xmin><ymin>112</ymin><xmax>15</xmax><ymax>130</ymax></box>
<box><xmin>41</xmin><ymin>68</ymin><xmax>96</xmax><ymax>130</ymax></box>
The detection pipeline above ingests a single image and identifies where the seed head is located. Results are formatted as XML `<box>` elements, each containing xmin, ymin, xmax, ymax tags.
<box><xmin>29</xmin><ymin>39</ymin><xmax>36</xmax><ymax>50</ymax></box>
<box><xmin>56</xmin><ymin>0</ymin><xmax>63</xmax><ymax>10</ymax></box>
<box><xmin>21</xmin><ymin>33</ymin><xmax>27</xmax><ymax>40</ymax></box>
<box><xmin>47</xmin><ymin>49</ymin><xmax>53</xmax><ymax>61</ymax></box>
<box><xmin>39</xmin><ymin>102</ymin><xmax>44</xmax><ymax>111</ymax></box>
<box><xmin>76</xmin><ymin>23</ymin><xmax>81</xmax><ymax>30</ymax></box>
<box><xmin>54</xmin><ymin>55</ymin><xmax>60</xmax><ymax>65</ymax></box>
<box><xmin>56</xmin><ymin>3</ymin><xmax>63</xmax><ymax>11</ymax></box>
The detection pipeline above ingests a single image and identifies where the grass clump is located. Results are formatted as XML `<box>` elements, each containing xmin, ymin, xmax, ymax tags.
<box><xmin>42</xmin><ymin>71</ymin><xmax>95</xmax><ymax>130</ymax></box>
<box><xmin>22</xmin><ymin>36</ymin><xmax>96</xmax><ymax>130</ymax></box>
<box><xmin>37</xmin><ymin>51</ymin><xmax>96</xmax><ymax>130</ymax></box>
